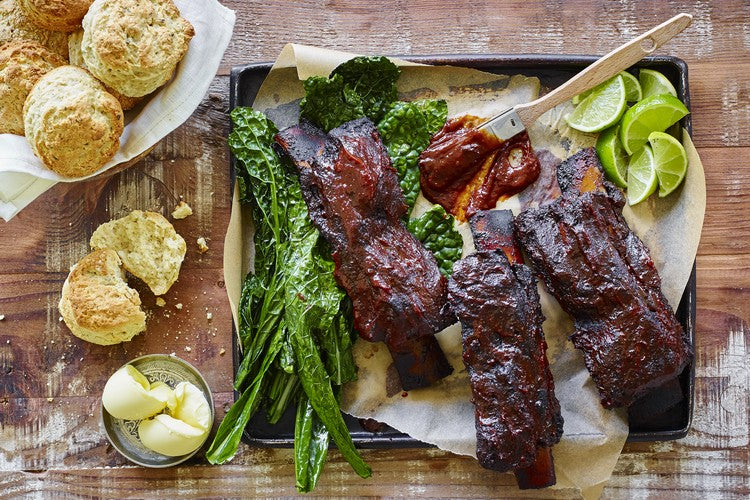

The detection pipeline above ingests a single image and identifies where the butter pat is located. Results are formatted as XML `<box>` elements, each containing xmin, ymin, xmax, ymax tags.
<box><xmin>102</xmin><ymin>365</ymin><xmax>174</xmax><ymax>420</ymax></box>
<box><xmin>138</xmin><ymin>381</ymin><xmax>211</xmax><ymax>456</ymax></box>
<box><xmin>172</xmin><ymin>381</ymin><xmax>211</xmax><ymax>431</ymax></box>
<box><xmin>138</xmin><ymin>414</ymin><xmax>207</xmax><ymax>456</ymax></box>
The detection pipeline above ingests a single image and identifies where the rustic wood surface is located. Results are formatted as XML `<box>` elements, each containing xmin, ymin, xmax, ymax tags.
<box><xmin>1</xmin><ymin>0</ymin><xmax>749</xmax><ymax>498</ymax></box>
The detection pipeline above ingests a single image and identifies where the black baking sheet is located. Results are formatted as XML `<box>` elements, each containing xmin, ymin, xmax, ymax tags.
<box><xmin>229</xmin><ymin>54</ymin><xmax>696</xmax><ymax>446</ymax></box>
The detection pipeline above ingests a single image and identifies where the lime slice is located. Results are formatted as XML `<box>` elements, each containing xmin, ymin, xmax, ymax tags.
<box><xmin>619</xmin><ymin>94</ymin><xmax>689</xmax><ymax>155</ymax></box>
<box><xmin>648</xmin><ymin>131</ymin><xmax>688</xmax><ymax>197</ymax></box>
<box><xmin>566</xmin><ymin>75</ymin><xmax>627</xmax><ymax>133</ymax></box>
<box><xmin>619</xmin><ymin>71</ymin><xmax>642</xmax><ymax>102</ymax></box>
<box><xmin>595</xmin><ymin>125</ymin><xmax>628</xmax><ymax>188</ymax></box>
<box><xmin>639</xmin><ymin>68</ymin><xmax>677</xmax><ymax>98</ymax></box>
<box><xmin>627</xmin><ymin>144</ymin><xmax>658</xmax><ymax>205</ymax></box>
<box><xmin>572</xmin><ymin>72</ymin><xmax>641</xmax><ymax>104</ymax></box>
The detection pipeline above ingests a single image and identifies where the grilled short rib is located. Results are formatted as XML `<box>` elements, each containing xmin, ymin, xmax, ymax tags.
<box><xmin>448</xmin><ymin>209</ymin><xmax>562</xmax><ymax>488</ymax></box>
<box><xmin>514</xmin><ymin>148</ymin><xmax>693</xmax><ymax>408</ymax></box>
<box><xmin>275</xmin><ymin>118</ymin><xmax>454</xmax><ymax>391</ymax></box>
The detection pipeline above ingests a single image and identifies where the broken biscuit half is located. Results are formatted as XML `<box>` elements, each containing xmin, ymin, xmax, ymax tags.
<box><xmin>90</xmin><ymin>210</ymin><xmax>186</xmax><ymax>296</ymax></box>
<box><xmin>59</xmin><ymin>248</ymin><xmax>146</xmax><ymax>345</ymax></box>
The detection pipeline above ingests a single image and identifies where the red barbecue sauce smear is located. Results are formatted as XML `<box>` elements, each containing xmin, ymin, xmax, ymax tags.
<box><xmin>418</xmin><ymin>115</ymin><xmax>541</xmax><ymax>222</ymax></box>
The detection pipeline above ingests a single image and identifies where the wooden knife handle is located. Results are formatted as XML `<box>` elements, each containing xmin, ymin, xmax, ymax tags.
<box><xmin>515</xmin><ymin>13</ymin><xmax>692</xmax><ymax>125</ymax></box>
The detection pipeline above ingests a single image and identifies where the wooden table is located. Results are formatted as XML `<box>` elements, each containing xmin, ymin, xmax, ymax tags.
<box><xmin>2</xmin><ymin>1</ymin><xmax>748</xmax><ymax>497</ymax></box>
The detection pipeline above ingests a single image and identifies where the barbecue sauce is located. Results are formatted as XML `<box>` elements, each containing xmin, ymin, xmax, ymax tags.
<box><xmin>418</xmin><ymin>115</ymin><xmax>541</xmax><ymax>221</ymax></box>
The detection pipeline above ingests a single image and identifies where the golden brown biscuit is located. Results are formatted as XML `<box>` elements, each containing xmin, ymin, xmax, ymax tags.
<box><xmin>23</xmin><ymin>65</ymin><xmax>123</xmax><ymax>178</ymax></box>
<box><xmin>90</xmin><ymin>210</ymin><xmax>186</xmax><ymax>296</ymax></box>
<box><xmin>0</xmin><ymin>41</ymin><xmax>65</xmax><ymax>135</ymax></box>
<box><xmin>81</xmin><ymin>0</ymin><xmax>194</xmax><ymax>98</ymax></box>
<box><xmin>68</xmin><ymin>29</ymin><xmax>141</xmax><ymax>110</ymax></box>
<box><xmin>19</xmin><ymin>0</ymin><xmax>93</xmax><ymax>33</ymax></box>
<box><xmin>59</xmin><ymin>248</ymin><xmax>146</xmax><ymax>346</ymax></box>
<box><xmin>0</xmin><ymin>0</ymin><xmax>69</xmax><ymax>59</ymax></box>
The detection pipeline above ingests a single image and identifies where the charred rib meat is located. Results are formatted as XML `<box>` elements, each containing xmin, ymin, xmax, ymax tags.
<box><xmin>448</xmin><ymin>209</ymin><xmax>562</xmax><ymax>488</ymax></box>
<box><xmin>514</xmin><ymin>148</ymin><xmax>693</xmax><ymax>408</ymax></box>
<box><xmin>275</xmin><ymin>118</ymin><xmax>454</xmax><ymax>390</ymax></box>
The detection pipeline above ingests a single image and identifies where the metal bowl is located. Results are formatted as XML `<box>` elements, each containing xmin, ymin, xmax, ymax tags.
<box><xmin>100</xmin><ymin>354</ymin><xmax>215</xmax><ymax>468</ymax></box>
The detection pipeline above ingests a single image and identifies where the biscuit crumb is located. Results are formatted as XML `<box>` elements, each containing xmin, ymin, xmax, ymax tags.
<box><xmin>196</xmin><ymin>237</ymin><xmax>209</xmax><ymax>253</ymax></box>
<box><xmin>175</xmin><ymin>303</ymin><xmax>183</xmax><ymax>310</ymax></box>
<box><xmin>219</xmin><ymin>348</ymin><xmax>226</xmax><ymax>356</ymax></box>
<box><xmin>206</xmin><ymin>312</ymin><xmax>213</xmax><ymax>321</ymax></box>
<box><xmin>47</xmin><ymin>397</ymin><xmax>53</xmax><ymax>402</ymax></box>
<box><xmin>184</xmin><ymin>346</ymin><xmax>192</xmax><ymax>352</ymax></box>
<box><xmin>171</xmin><ymin>201</ymin><xmax>193</xmax><ymax>219</ymax></box>
<box><xmin>155</xmin><ymin>297</ymin><xmax>166</xmax><ymax>307</ymax></box>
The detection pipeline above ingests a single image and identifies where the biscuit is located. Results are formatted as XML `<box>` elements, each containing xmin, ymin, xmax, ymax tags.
<box><xmin>0</xmin><ymin>0</ymin><xmax>69</xmax><ymax>59</ymax></box>
<box><xmin>68</xmin><ymin>30</ymin><xmax>141</xmax><ymax>110</ymax></box>
<box><xmin>23</xmin><ymin>65</ymin><xmax>124</xmax><ymax>177</ymax></box>
<box><xmin>0</xmin><ymin>41</ymin><xmax>65</xmax><ymax>135</ymax></box>
<box><xmin>90</xmin><ymin>210</ymin><xmax>186</xmax><ymax>296</ymax></box>
<box><xmin>59</xmin><ymin>248</ymin><xmax>147</xmax><ymax>346</ymax></box>
<box><xmin>19</xmin><ymin>0</ymin><xmax>93</xmax><ymax>33</ymax></box>
<box><xmin>81</xmin><ymin>0</ymin><xmax>194</xmax><ymax>98</ymax></box>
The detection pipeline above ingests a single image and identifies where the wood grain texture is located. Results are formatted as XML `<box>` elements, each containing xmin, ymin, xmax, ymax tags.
<box><xmin>1</xmin><ymin>0</ymin><xmax>750</xmax><ymax>497</ymax></box>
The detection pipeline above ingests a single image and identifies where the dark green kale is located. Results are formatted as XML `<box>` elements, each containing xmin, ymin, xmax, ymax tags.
<box><xmin>331</xmin><ymin>56</ymin><xmax>400</xmax><ymax>122</ymax></box>
<box><xmin>378</xmin><ymin>99</ymin><xmax>448</xmax><ymax>209</ymax></box>
<box><xmin>407</xmin><ymin>204</ymin><xmax>463</xmax><ymax>277</ymax></box>
<box><xmin>300</xmin><ymin>56</ymin><xmax>400</xmax><ymax>131</ymax></box>
<box><xmin>300</xmin><ymin>74</ymin><xmax>365</xmax><ymax>132</ymax></box>
<box><xmin>294</xmin><ymin>395</ymin><xmax>329</xmax><ymax>493</ymax></box>
<box><xmin>207</xmin><ymin>107</ymin><xmax>369</xmax><ymax>487</ymax></box>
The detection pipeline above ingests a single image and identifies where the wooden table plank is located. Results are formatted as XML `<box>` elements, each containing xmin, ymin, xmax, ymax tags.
<box><xmin>2</xmin><ymin>0</ymin><xmax>750</xmax><ymax>497</ymax></box>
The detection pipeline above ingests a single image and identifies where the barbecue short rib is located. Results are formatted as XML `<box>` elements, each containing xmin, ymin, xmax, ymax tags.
<box><xmin>514</xmin><ymin>148</ymin><xmax>693</xmax><ymax>408</ymax></box>
<box><xmin>275</xmin><ymin>118</ymin><xmax>454</xmax><ymax>391</ymax></box>
<box><xmin>448</xmin><ymin>210</ymin><xmax>562</xmax><ymax>488</ymax></box>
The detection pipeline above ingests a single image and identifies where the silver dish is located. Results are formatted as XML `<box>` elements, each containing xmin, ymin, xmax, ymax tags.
<box><xmin>100</xmin><ymin>354</ymin><xmax>215</xmax><ymax>468</ymax></box>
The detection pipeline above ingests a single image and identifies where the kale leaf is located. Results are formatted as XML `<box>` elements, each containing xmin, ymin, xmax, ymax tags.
<box><xmin>300</xmin><ymin>74</ymin><xmax>365</xmax><ymax>132</ymax></box>
<box><xmin>378</xmin><ymin>99</ymin><xmax>448</xmax><ymax>209</ymax></box>
<box><xmin>300</xmin><ymin>56</ymin><xmax>400</xmax><ymax>131</ymax></box>
<box><xmin>331</xmin><ymin>56</ymin><xmax>400</xmax><ymax>123</ymax></box>
<box><xmin>407</xmin><ymin>204</ymin><xmax>463</xmax><ymax>277</ymax></box>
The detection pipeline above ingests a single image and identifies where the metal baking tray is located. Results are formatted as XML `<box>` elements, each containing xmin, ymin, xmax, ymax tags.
<box><xmin>229</xmin><ymin>54</ymin><xmax>696</xmax><ymax>446</ymax></box>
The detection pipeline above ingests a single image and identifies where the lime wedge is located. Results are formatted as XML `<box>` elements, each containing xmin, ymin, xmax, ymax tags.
<box><xmin>566</xmin><ymin>75</ymin><xmax>627</xmax><ymax>133</ymax></box>
<box><xmin>627</xmin><ymin>144</ymin><xmax>658</xmax><ymax>205</ymax></box>
<box><xmin>595</xmin><ymin>125</ymin><xmax>628</xmax><ymax>188</ymax></box>
<box><xmin>619</xmin><ymin>94</ymin><xmax>689</xmax><ymax>155</ymax></box>
<box><xmin>620</xmin><ymin>71</ymin><xmax>642</xmax><ymax>102</ymax></box>
<box><xmin>648</xmin><ymin>131</ymin><xmax>688</xmax><ymax>197</ymax></box>
<box><xmin>572</xmin><ymin>72</ymin><xmax>641</xmax><ymax>105</ymax></box>
<box><xmin>639</xmin><ymin>68</ymin><xmax>677</xmax><ymax>98</ymax></box>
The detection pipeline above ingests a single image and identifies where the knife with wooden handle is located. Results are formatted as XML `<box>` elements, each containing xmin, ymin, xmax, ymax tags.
<box><xmin>480</xmin><ymin>13</ymin><xmax>693</xmax><ymax>141</ymax></box>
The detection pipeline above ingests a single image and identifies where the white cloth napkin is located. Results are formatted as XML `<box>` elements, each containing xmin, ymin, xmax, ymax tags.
<box><xmin>0</xmin><ymin>0</ymin><xmax>236</xmax><ymax>221</ymax></box>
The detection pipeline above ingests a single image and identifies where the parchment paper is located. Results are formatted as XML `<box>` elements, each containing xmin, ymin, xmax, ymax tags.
<box><xmin>0</xmin><ymin>0</ymin><xmax>236</xmax><ymax>221</ymax></box>
<box><xmin>223</xmin><ymin>44</ymin><xmax>706</xmax><ymax>498</ymax></box>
